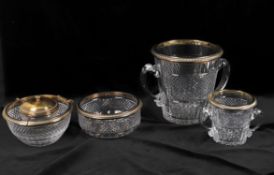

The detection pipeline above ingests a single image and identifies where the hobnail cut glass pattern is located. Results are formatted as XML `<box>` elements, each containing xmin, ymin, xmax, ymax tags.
<box><xmin>6</xmin><ymin>103</ymin><xmax>70</xmax><ymax>147</ymax></box>
<box><xmin>203</xmin><ymin>92</ymin><xmax>261</xmax><ymax>146</ymax></box>
<box><xmin>207</xmin><ymin>109</ymin><xmax>253</xmax><ymax>145</ymax></box>
<box><xmin>78</xmin><ymin>112</ymin><xmax>140</xmax><ymax>138</ymax></box>
<box><xmin>148</xmin><ymin>57</ymin><xmax>229</xmax><ymax>125</ymax></box>
<box><xmin>78</xmin><ymin>96</ymin><xmax>141</xmax><ymax>138</ymax></box>
<box><xmin>157</xmin><ymin>61</ymin><xmax>218</xmax><ymax>125</ymax></box>
<box><xmin>141</xmin><ymin>40</ymin><xmax>230</xmax><ymax>125</ymax></box>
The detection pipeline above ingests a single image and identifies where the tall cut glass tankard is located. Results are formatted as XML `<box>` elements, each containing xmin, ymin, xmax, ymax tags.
<box><xmin>141</xmin><ymin>39</ymin><xmax>230</xmax><ymax>125</ymax></box>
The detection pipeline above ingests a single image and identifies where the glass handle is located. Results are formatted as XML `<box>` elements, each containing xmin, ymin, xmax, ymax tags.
<box><xmin>248</xmin><ymin>108</ymin><xmax>262</xmax><ymax>137</ymax></box>
<box><xmin>201</xmin><ymin>105</ymin><xmax>212</xmax><ymax>130</ymax></box>
<box><xmin>140</xmin><ymin>63</ymin><xmax>160</xmax><ymax>98</ymax></box>
<box><xmin>215</xmin><ymin>58</ymin><xmax>230</xmax><ymax>91</ymax></box>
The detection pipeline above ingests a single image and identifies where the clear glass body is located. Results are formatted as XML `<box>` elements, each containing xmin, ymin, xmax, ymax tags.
<box><xmin>78</xmin><ymin>112</ymin><xmax>140</xmax><ymax>138</ymax></box>
<box><xmin>6</xmin><ymin>103</ymin><xmax>71</xmax><ymax>147</ymax></box>
<box><xmin>141</xmin><ymin>41</ymin><xmax>230</xmax><ymax>125</ymax></box>
<box><xmin>78</xmin><ymin>95</ymin><xmax>141</xmax><ymax>138</ymax></box>
<box><xmin>203</xmin><ymin>91</ymin><xmax>261</xmax><ymax>145</ymax></box>
<box><xmin>155</xmin><ymin>59</ymin><xmax>228</xmax><ymax>125</ymax></box>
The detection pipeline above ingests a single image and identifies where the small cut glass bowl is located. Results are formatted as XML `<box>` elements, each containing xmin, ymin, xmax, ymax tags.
<box><xmin>77</xmin><ymin>91</ymin><xmax>142</xmax><ymax>138</ymax></box>
<box><xmin>2</xmin><ymin>95</ymin><xmax>73</xmax><ymax>147</ymax></box>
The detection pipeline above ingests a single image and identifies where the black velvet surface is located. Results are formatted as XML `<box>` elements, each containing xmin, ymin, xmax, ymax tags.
<box><xmin>1</xmin><ymin>95</ymin><xmax>274</xmax><ymax>175</ymax></box>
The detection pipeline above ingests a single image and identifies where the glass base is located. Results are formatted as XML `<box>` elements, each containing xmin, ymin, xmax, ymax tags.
<box><xmin>208</xmin><ymin>127</ymin><xmax>250</xmax><ymax>146</ymax></box>
<box><xmin>8</xmin><ymin>116</ymin><xmax>70</xmax><ymax>147</ymax></box>
<box><xmin>161</xmin><ymin>106</ymin><xmax>201</xmax><ymax>125</ymax></box>
<box><xmin>18</xmin><ymin>134</ymin><xmax>63</xmax><ymax>147</ymax></box>
<box><xmin>83</xmin><ymin>126</ymin><xmax>138</xmax><ymax>139</ymax></box>
<box><xmin>162</xmin><ymin>114</ymin><xmax>200</xmax><ymax>125</ymax></box>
